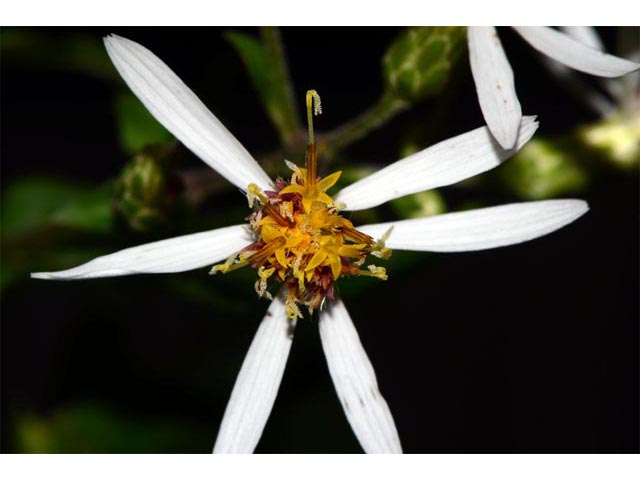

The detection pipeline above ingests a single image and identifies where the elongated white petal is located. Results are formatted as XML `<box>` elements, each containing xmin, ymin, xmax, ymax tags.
<box><xmin>468</xmin><ymin>26</ymin><xmax>523</xmax><ymax>149</ymax></box>
<box><xmin>358</xmin><ymin>200</ymin><xmax>588</xmax><ymax>252</ymax></box>
<box><xmin>560</xmin><ymin>26</ymin><xmax>604</xmax><ymax>51</ymax></box>
<box><xmin>334</xmin><ymin>117</ymin><xmax>538</xmax><ymax>211</ymax></box>
<box><xmin>31</xmin><ymin>224</ymin><xmax>252</xmax><ymax>280</ymax></box>
<box><xmin>214</xmin><ymin>295</ymin><xmax>294</xmax><ymax>454</ymax></box>
<box><xmin>104</xmin><ymin>35</ymin><xmax>272</xmax><ymax>192</ymax></box>
<box><xmin>319</xmin><ymin>299</ymin><xmax>402</xmax><ymax>454</ymax></box>
<box><xmin>513</xmin><ymin>27</ymin><xmax>640</xmax><ymax>78</ymax></box>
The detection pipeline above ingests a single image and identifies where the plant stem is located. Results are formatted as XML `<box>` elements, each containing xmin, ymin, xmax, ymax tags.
<box><xmin>320</xmin><ymin>92</ymin><xmax>409</xmax><ymax>156</ymax></box>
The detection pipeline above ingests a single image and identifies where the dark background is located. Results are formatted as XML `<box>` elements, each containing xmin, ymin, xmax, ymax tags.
<box><xmin>1</xmin><ymin>27</ymin><xmax>638</xmax><ymax>453</ymax></box>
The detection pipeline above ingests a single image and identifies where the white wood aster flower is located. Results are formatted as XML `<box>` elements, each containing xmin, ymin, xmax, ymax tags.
<box><xmin>32</xmin><ymin>34</ymin><xmax>590</xmax><ymax>454</ymax></box>
<box><xmin>468</xmin><ymin>26</ymin><xmax>640</xmax><ymax>149</ymax></box>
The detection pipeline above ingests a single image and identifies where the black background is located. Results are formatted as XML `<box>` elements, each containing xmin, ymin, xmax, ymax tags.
<box><xmin>2</xmin><ymin>27</ymin><xmax>638</xmax><ymax>453</ymax></box>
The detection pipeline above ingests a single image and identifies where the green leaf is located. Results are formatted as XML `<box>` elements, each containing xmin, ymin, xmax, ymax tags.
<box><xmin>383</xmin><ymin>27</ymin><xmax>467</xmax><ymax>102</ymax></box>
<box><xmin>114</xmin><ymin>93</ymin><xmax>174</xmax><ymax>154</ymax></box>
<box><xmin>1</xmin><ymin>177</ymin><xmax>114</xmax><ymax>237</ymax></box>
<box><xmin>226</xmin><ymin>29</ymin><xmax>301</xmax><ymax>146</ymax></box>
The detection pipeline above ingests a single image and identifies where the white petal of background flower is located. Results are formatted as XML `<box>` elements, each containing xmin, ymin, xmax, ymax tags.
<box><xmin>358</xmin><ymin>200</ymin><xmax>589</xmax><ymax>252</ymax></box>
<box><xmin>213</xmin><ymin>295</ymin><xmax>295</xmax><ymax>454</ymax></box>
<box><xmin>31</xmin><ymin>224</ymin><xmax>252</xmax><ymax>280</ymax></box>
<box><xmin>560</xmin><ymin>26</ymin><xmax>605</xmax><ymax>52</ymax></box>
<box><xmin>319</xmin><ymin>299</ymin><xmax>402</xmax><ymax>454</ymax></box>
<box><xmin>104</xmin><ymin>35</ymin><xmax>273</xmax><ymax>192</ymax></box>
<box><xmin>334</xmin><ymin>116</ymin><xmax>538</xmax><ymax>212</ymax></box>
<box><xmin>513</xmin><ymin>27</ymin><xmax>640</xmax><ymax>78</ymax></box>
<box><xmin>468</xmin><ymin>26</ymin><xmax>523</xmax><ymax>150</ymax></box>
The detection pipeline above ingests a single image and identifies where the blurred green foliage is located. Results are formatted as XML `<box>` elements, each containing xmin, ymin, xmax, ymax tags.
<box><xmin>16</xmin><ymin>404</ymin><xmax>212</xmax><ymax>453</ymax></box>
<box><xmin>114</xmin><ymin>93</ymin><xmax>174</xmax><ymax>155</ymax></box>
<box><xmin>1</xmin><ymin>177</ymin><xmax>115</xmax><ymax>290</ymax></box>
<box><xmin>498</xmin><ymin>138</ymin><xmax>589</xmax><ymax>200</ymax></box>
<box><xmin>226</xmin><ymin>28</ymin><xmax>301</xmax><ymax>146</ymax></box>
<box><xmin>390</xmin><ymin>190</ymin><xmax>447</xmax><ymax>219</ymax></box>
<box><xmin>1</xmin><ymin>29</ymin><xmax>119</xmax><ymax>82</ymax></box>
<box><xmin>578</xmin><ymin>114</ymin><xmax>640</xmax><ymax>170</ymax></box>
<box><xmin>2</xmin><ymin>177</ymin><xmax>113</xmax><ymax>236</ymax></box>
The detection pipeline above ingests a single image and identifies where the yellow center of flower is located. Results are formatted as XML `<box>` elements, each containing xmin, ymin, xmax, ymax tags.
<box><xmin>211</xmin><ymin>90</ymin><xmax>392</xmax><ymax>319</ymax></box>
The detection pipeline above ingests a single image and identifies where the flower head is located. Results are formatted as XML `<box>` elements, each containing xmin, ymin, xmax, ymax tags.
<box><xmin>32</xmin><ymin>34</ymin><xmax>589</xmax><ymax>454</ymax></box>
<box><xmin>211</xmin><ymin>91</ymin><xmax>390</xmax><ymax>319</ymax></box>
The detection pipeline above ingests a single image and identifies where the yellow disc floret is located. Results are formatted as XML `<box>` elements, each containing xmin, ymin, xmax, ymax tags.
<box><xmin>211</xmin><ymin>90</ymin><xmax>392</xmax><ymax>319</ymax></box>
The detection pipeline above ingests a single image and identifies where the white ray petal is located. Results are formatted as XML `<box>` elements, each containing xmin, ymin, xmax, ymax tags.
<box><xmin>513</xmin><ymin>27</ymin><xmax>640</xmax><ymax>78</ymax></box>
<box><xmin>468</xmin><ymin>26</ymin><xmax>523</xmax><ymax>149</ymax></box>
<box><xmin>319</xmin><ymin>299</ymin><xmax>402</xmax><ymax>454</ymax></box>
<box><xmin>334</xmin><ymin>117</ymin><xmax>538</xmax><ymax>212</ymax></box>
<box><xmin>31</xmin><ymin>224</ymin><xmax>252</xmax><ymax>280</ymax></box>
<box><xmin>213</xmin><ymin>295</ymin><xmax>294</xmax><ymax>454</ymax></box>
<box><xmin>560</xmin><ymin>26</ymin><xmax>604</xmax><ymax>51</ymax></box>
<box><xmin>358</xmin><ymin>200</ymin><xmax>588</xmax><ymax>252</ymax></box>
<box><xmin>104</xmin><ymin>34</ymin><xmax>272</xmax><ymax>192</ymax></box>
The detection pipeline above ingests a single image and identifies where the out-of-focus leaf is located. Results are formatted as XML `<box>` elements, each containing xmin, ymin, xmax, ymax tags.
<box><xmin>498</xmin><ymin>138</ymin><xmax>589</xmax><ymax>200</ymax></box>
<box><xmin>1</xmin><ymin>177</ymin><xmax>113</xmax><ymax>237</ymax></box>
<box><xmin>390</xmin><ymin>190</ymin><xmax>446</xmax><ymax>219</ymax></box>
<box><xmin>15</xmin><ymin>404</ymin><xmax>212</xmax><ymax>453</ymax></box>
<box><xmin>226</xmin><ymin>29</ymin><xmax>301</xmax><ymax>146</ymax></box>
<box><xmin>383</xmin><ymin>27</ymin><xmax>467</xmax><ymax>102</ymax></box>
<box><xmin>0</xmin><ymin>29</ymin><xmax>118</xmax><ymax>82</ymax></box>
<box><xmin>259</xmin><ymin>27</ymin><xmax>302</xmax><ymax>145</ymax></box>
<box><xmin>114</xmin><ymin>93</ymin><xmax>174</xmax><ymax>154</ymax></box>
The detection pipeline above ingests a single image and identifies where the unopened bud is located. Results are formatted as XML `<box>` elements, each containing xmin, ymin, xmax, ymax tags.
<box><xmin>383</xmin><ymin>27</ymin><xmax>466</xmax><ymax>102</ymax></box>
<box><xmin>114</xmin><ymin>146</ymin><xmax>181</xmax><ymax>232</ymax></box>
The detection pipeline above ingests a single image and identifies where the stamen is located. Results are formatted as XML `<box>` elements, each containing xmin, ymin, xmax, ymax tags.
<box><xmin>264</xmin><ymin>203</ymin><xmax>293</xmax><ymax>227</ymax></box>
<box><xmin>306</xmin><ymin>89</ymin><xmax>322</xmax><ymax>145</ymax></box>
<box><xmin>210</xmin><ymin>253</ymin><xmax>250</xmax><ymax>275</ymax></box>
<box><xmin>213</xmin><ymin>90</ymin><xmax>392</xmax><ymax>319</ymax></box>
<box><xmin>358</xmin><ymin>264</ymin><xmax>388</xmax><ymax>281</ymax></box>
<box><xmin>342</xmin><ymin>226</ymin><xmax>375</xmax><ymax>245</ymax></box>
<box><xmin>305</xmin><ymin>90</ymin><xmax>322</xmax><ymax>189</ymax></box>
<box><xmin>247</xmin><ymin>183</ymin><xmax>268</xmax><ymax>207</ymax></box>
<box><xmin>370</xmin><ymin>226</ymin><xmax>394</xmax><ymax>259</ymax></box>
<box><xmin>284</xmin><ymin>159</ymin><xmax>298</xmax><ymax>171</ymax></box>
<box><xmin>246</xmin><ymin>237</ymin><xmax>286</xmax><ymax>265</ymax></box>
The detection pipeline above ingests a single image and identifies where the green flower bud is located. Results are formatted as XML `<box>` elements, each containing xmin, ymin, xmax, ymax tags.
<box><xmin>114</xmin><ymin>146</ymin><xmax>181</xmax><ymax>232</ymax></box>
<box><xmin>383</xmin><ymin>27</ymin><xmax>466</xmax><ymax>102</ymax></box>
<box><xmin>499</xmin><ymin>138</ymin><xmax>589</xmax><ymax>200</ymax></box>
<box><xmin>577</xmin><ymin>113</ymin><xmax>640</xmax><ymax>170</ymax></box>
